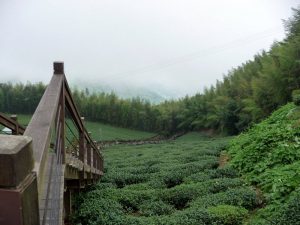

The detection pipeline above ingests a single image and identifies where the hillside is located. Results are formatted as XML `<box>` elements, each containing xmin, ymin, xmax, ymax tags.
<box><xmin>84</xmin><ymin>120</ymin><xmax>156</xmax><ymax>141</ymax></box>
<box><xmin>73</xmin><ymin>103</ymin><xmax>300</xmax><ymax>224</ymax></box>
<box><xmin>227</xmin><ymin>103</ymin><xmax>300</xmax><ymax>224</ymax></box>
<box><xmin>70</xmin><ymin>81</ymin><xmax>179</xmax><ymax>104</ymax></box>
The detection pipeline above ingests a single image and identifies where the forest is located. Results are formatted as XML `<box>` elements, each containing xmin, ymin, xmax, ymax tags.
<box><xmin>1</xmin><ymin>8</ymin><xmax>299</xmax><ymax>136</ymax></box>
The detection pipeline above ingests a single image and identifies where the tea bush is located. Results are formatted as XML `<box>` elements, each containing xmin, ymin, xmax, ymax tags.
<box><xmin>139</xmin><ymin>200</ymin><xmax>175</xmax><ymax>216</ymax></box>
<box><xmin>73</xmin><ymin>133</ymin><xmax>257</xmax><ymax>224</ymax></box>
<box><xmin>207</xmin><ymin>205</ymin><xmax>248</xmax><ymax>225</ymax></box>
<box><xmin>207</xmin><ymin>167</ymin><xmax>239</xmax><ymax>179</ymax></box>
<box><xmin>273</xmin><ymin>189</ymin><xmax>300</xmax><ymax>224</ymax></box>
<box><xmin>190</xmin><ymin>187</ymin><xmax>259</xmax><ymax>210</ymax></box>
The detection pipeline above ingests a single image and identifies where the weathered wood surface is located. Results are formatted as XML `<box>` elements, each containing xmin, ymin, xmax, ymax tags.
<box><xmin>24</xmin><ymin>73</ymin><xmax>64</xmax><ymax>187</ymax></box>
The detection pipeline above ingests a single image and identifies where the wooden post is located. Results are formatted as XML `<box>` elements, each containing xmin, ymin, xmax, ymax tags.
<box><xmin>93</xmin><ymin>141</ymin><xmax>97</xmax><ymax>170</ymax></box>
<box><xmin>90</xmin><ymin>146</ymin><xmax>94</xmax><ymax>179</ymax></box>
<box><xmin>93</xmin><ymin>149</ymin><xmax>96</xmax><ymax>174</ymax></box>
<box><xmin>54</xmin><ymin>62</ymin><xmax>64</xmax><ymax>74</ymax></box>
<box><xmin>79</xmin><ymin>117</ymin><xmax>85</xmax><ymax>163</ymax></box>
<box><xmin>0</xmin><ymin>135</ymin><xmax>39</xmax><ymax>225</ymax></box>
<box><xmin>79</xmin><ymin>117</ymin><xmax>85</xmax><ymax>185</ymax></box>
<box><xmin>87</xmin><ymin>132</ymin><xmax>92</xmax><ymax>166</ymax></box>
<box><xmin>10</xmin><ymin>115</ymin><xmax>19</xmax><ymax>135</ymax></box>
<box><xmin>86</xmin><ymin>133</ymin><xmax>92</xmax><ymax>181</ymax></box>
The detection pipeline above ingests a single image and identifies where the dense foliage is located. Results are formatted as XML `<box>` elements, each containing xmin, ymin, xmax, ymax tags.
<box><xmin>1</xmin><ymin>7</ymin><xmax>300</xmax><ymax>135</ymax></box>
<box><xmin>0</xmin><ymin>82</ymin><xmax>46</xmax><ymax>114</ymax></box>
<box><xmin>72</xmin><ymin>134</ymin><xmax>260</xmax><ymax>225</ymax></box>
<box><xmin>227</xmin><ymin>103</ymin><xmax>300</xmax><ymax>224</ymax></box>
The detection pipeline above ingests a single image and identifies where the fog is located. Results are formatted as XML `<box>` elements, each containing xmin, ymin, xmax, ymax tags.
<box><xmin>0</xmin><ymin>0</ymin><xmax>299</xmax><ymax>99</ymax></box>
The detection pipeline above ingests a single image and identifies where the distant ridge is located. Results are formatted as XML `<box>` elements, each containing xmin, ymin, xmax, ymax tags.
<box><xmin>70</xmin><ymin>79</ymin><xmax>182</xmax><ymax>103</ymax></box>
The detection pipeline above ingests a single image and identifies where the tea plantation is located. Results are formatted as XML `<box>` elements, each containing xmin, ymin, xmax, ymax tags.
<box><xmin>73</xmin><ymin>133</ymin><xmax>259</xmax><ymax>225</ymax></box>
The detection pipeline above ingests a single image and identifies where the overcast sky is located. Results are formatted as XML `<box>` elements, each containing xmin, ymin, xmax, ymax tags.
<box><xmin>0</xmin><ymin>0</ymin><xmax>299</xmax><ymax>98</ymax></box>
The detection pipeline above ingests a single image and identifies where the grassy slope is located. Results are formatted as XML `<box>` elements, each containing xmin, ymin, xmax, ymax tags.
<box><xmin>227</xmin><ymin>103</ymin><xmax>300</xmax><ymax>224</ymax></box>
<box><xmin>1</xmin><ymin>114</ymin><xmax>155</xmax><ymax>141</ymax></box>
<box><xmin>83</xmin><ymin>120</ymin><xmax>155</xmax><ymax>141</ymax></box>
<box><xmin>73</xmin><ymin>133</ymin><xmax>259</xmax><ymax>225</ymax></box>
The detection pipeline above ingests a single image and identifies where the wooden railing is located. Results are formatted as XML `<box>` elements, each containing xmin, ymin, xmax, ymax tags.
<box><xmin>0</xmin><ymin>113</ymin><xmax>25</xmax><ymax>134</ymax></box>
<box><xmin>0</xmin><ymin>62</ymin><xmax>104</xmax><ymax>225</ymax></box>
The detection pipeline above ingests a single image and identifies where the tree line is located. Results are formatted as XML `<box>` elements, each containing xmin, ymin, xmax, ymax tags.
<box><xmin>1</xmin><ymin>7</ymin><xmax>300</xmax><ymax>135</ymax></box>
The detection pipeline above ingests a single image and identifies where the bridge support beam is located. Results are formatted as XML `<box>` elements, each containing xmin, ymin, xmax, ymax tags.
<box><xmin>64</xmin><ymin>188</ymin><xmax>72</xmax><ymax>222</ymax></box>
<box><xmin>0</xmin><ymin>135</ymin><xmax>39</xmax><ymax>225</ymax></box>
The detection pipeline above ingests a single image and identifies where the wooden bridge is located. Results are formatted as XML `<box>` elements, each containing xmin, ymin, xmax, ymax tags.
<box><xmin>0</xmin><ymin>62</ymin><xmax>104</xmax><ymax>225</ymax></box>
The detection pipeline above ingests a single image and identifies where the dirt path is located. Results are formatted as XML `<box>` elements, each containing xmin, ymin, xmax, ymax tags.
<box><xmin>97</xmin><ymin>131</ymin><xmax>186</xmax><ymax>148</ymax></box>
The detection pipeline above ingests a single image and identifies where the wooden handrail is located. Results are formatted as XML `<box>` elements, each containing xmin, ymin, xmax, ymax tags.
<box><xmin>24</xmin><ymin>73</ymin><xmax>64</xmax><ymax>183</ymax></box>
<box><xmin>64</xmin><ymin>81</ymin><xmax>98</xmax><ymax>150</ymax></box>
<box><xmin>0</xmin><ymin>113</ymin><xmax>25</xmax><ymax>134</ymax></box>
<box><xmin>0</xmin><ymin>62</ymin><xmax>104</xmax><ymax>224</ymax></box>
<box><xmin>24</xmin><ymin>62</ymin><xmax>103</xmax><ymax>186</ymax></box>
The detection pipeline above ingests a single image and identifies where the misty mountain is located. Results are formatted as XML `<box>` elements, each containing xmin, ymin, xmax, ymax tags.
<box><xmin>70</xmin><ymin>80</ymin><xmax>183</xmax><ymax>103</ymax></box>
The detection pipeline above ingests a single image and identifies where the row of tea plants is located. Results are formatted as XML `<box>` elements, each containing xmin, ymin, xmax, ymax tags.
<box><xmin>73</xmin><ymin>134</ymin><xmax>259</xmax><ymax>225</ymax></box>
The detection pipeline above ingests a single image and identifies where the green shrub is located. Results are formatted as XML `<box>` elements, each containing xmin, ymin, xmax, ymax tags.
<box><xmin>190</xmin><ymin>187</ymin><xmax>259</xmax><ymax>210</ymax></box>
<box><xmin>127</xmin><ymin>164</ymin><xmax>160</xmax><ymax>174</ymax></box>
<box><xmin>101</xmin><ymin>171</ymin><xmax>148</xmax><ymax>188</ymax></box>
<box><xmin>123</xmin><ymin>183</ymin><xmax>151</xmax><ymax>191</ymax></box>
<box><xmin>292</xmin><ymin>89</ymin><xmax>300</xmax><ymax>106</ymax></box>
<box><xmin>117</xmin><ymin>190</ymin><xmax>153</xmax><ymax>213</ymax></box>
<box><xmin>160</xmin><ymin>183</ymin><xmax>209</xmax><ymax>209</ymax></box>
<box><xmin>273</xmin><ymin>189</ymin><xmax>300</xmax><ymax>224</ymax></box>
<box><xmin>179</xmin><ymin>159</ymin><xmax>219</xmax><ymax>175</ymax></box>
<box><xmin>144</xmin><ymin>208</ymin><xmax>212</xmax><ymax>225</ymax></box>
<box><xmin>169</xmin><ymin>208</ymin><xmax>211</xmax><ymax>225</ymax></box>
<box><xmin>73</xmin><ymin>198</ymin><xmax>123</xmax><ymax>225</ymax></box>
<box><xmin>139</xmin><ymin>200</ymin><xmax>175</xmax><ymax>216</ymax></box>
<box><xmin>207</xmin><ymin>178</ymin><xmax>244</xmax><ymax>193</ymax></box>
<box><xmin>207</xmin><ymin>205</ymin><xmax>248</xmax><ymax>225</ymax></box>
<box><xmin>228</xmin><ymin>103</ymin><xmax>300</xmax><ymax>190</ymax></box>
<box><xmin>184</xmin><ymin>172</ymin><xmax>210</xmax><ymax>183</ymax></box>
<box><xmin>227</xmin><ymin>103</ymin><xmax>300</xmax><ymax>221</ymax></box>
<box><xmin>89</xmin><ymin>182</ymin><xmax>117</xmax><ymax>190</ymax></box>
<box><xmin>258</xmin><ymin>162</ymin><xmax>300</xmax><ymax>201</ymax></box>
<box><xmin>162</xmin><ymin>171</ymin><xmax>184</xmax><ymax>188</ymax></box>
<box><xmin>207</xmin><ymin>167</ymin><xmax>238</xmax><ymax>179</ymax></box>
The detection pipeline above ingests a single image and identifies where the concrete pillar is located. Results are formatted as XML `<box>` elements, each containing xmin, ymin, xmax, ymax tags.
<box><xmin>0</xmin><ymin>135</ymin><xmax>39</xmax><ymax>225</ymax></box>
